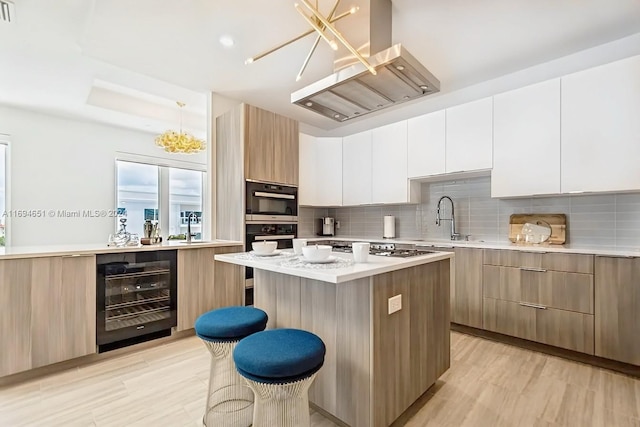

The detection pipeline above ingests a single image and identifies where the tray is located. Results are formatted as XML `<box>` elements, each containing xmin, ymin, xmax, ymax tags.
<box><xmin>509</xmin><ymin>213</ymin><xmax>566</xmax><ymax>244</ymax></box>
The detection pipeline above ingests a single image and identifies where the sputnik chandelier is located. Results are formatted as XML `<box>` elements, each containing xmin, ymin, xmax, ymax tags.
<box><xmin>245</xmin><ymin>0</ymin><xmax>376</xmax><ymax>81</ymax></box>
<box><xmin>155</xmin><ymin>102</ymin><xmax>206</xmax><ymax>154</ymax></box>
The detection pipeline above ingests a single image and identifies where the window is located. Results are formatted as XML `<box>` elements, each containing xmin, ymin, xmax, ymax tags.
<box><xmin>0</xmin><ymin>142</ymin><xmax>6</xmax><ymax>246</ymax></box>
<box><xmin>116</xmin><ymin>160</ymin><xmax>205</xmax><ymax>239</ymax></box>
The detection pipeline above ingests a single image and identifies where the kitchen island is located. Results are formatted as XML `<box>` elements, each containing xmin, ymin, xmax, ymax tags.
<box><xmin>215</xmin><ymin>250</ymin><xmax>453</xmax><ymax>427</ymax></box>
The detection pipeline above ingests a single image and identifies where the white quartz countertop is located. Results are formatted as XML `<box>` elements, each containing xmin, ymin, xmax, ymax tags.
<box><xmin>214</xmin><ymin>250</ymin><xmax>453</xmax><ymax>284</ymax></box>
<box><xmin>0</xmin><ymin>240</ymin><xmax>244</xmax><ymax>260</ymax></box>
<box><xmin>301</xmin><ymin>236</ymin><xmax>640</xmax><ymax>257</ymax></box>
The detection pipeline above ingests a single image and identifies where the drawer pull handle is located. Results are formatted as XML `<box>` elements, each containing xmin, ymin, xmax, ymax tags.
<box><xmin>518</xmin><ymin>302</ymin><xmax>547</xmax><ymax>310</ymax></box>
<box><xmin>520</xmin><ymin>267</ymin><xmax>547</xmax><ymax>273</ymax></box>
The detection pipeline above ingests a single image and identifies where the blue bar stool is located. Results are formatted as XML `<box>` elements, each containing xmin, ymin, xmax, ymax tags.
<box><xmin>233</xmin><ymin>328</ymin><xmax>326</xmax><ymax>427</ymax></box>
<box><xmin>194</xmin><ymin>306</ymin><xmax>268</xmax><ymax>427</ymax></box>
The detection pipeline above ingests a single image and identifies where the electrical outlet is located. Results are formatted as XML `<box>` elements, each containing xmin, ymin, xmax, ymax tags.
<box><xmin>336</xmin><ymin>221</ymin><xmax>340</xmax><ymax>229</ymax></box>
<box><xmin>388</xmin><ymin>294</ymin><xmax>402</xmax><ymax>314</ymax></box>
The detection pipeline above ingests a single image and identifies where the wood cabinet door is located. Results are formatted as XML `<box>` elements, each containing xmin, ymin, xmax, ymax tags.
<box><xmin>371</xmin><ymin>121</ymin><xmax>409</xmax><ymax>204</ymax></box>
<box><xmin>452</xmin><ymin>247</ymin><xmax>483</xmax><ymax>328</ymax></box>
<box><xmin>595</xmin><ymin>256</ymin><xmax>640</xmax><ymax>365</ymax></box>
<box><xmin>342</xmin><ymin>130</ymin><xmax>372</xmax><ymax>205</ymax></box>
<box><xmin>561</xmin><ymin>55</ymin><xmax>640</xmax><ymax>193</ymax></box>
<box><xmin>273</xmin><ymin>114</ymin><xmax>299</xmax><ymax>185</ymax></box>
<box><xmin>0</xmin><ymin>258</ymin><xmax>33</xmax><ymax>376</ymax></box>
<box><xmin>31</xmin><ymin>255</ymin><xmax>96</xmax><ymax>368</ymax></box>
<box><xmin>445</xmin><ymin>97</ymin><xmax>493</xmax><ymax>173</ymax></box>
<box><xmin>244</xmin><ymin>104</ymin><xmax>275</xmax><ymax>183</ymax></box>
<box><xmin>407</xmin><ymin>110</ymin><xmax>445</xmax><ymax>178</ymax></box>
<box><xmin>492</xmin><ymin>78</ymin><xmax>561</xmax><ymax>197</ymax></box>
<box><xmin>177</xmin><ymin>246</ymin><xmax>244</xmax><ymax>331</ymax></box>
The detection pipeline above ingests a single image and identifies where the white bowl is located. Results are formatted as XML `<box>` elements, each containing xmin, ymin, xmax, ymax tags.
<box><xmin>252</xmin><ymin>241</ymin><xmax>277</xmax><ymax>255</ymax></box>
<box><xmin>301</xmin><ymin>244</ymin><xmax>332</xmax><ymax>262</ymax></box>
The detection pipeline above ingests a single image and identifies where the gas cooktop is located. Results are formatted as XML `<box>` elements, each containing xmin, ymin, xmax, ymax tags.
<box><xmin>329</xmin><ymin>242</ymin><xmax>436</xmax><ymax>258</ymax></box>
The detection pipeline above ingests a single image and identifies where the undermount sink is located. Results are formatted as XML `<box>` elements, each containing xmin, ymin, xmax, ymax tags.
<box><xmin>176</xmin><ymin>240</ymin><xmax>214</xmax><ymax>245</ymax></box>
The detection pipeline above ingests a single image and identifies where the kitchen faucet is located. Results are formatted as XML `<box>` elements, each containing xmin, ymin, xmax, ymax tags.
<box><xmin>186</xmin><ymin>213</ymin><xmax>197</xmax><ymax>242</ymax></box>
<box><xmin>436</xmin><ymin>196</ymin><xmax>461</xmax><ymax>240</ymax></box>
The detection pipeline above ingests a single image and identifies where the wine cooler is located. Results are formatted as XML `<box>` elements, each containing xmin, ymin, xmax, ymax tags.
<box><xmin>96</xmin><ymin>250</ymin><xmax>177</xmax><ymax>353</ymax></box>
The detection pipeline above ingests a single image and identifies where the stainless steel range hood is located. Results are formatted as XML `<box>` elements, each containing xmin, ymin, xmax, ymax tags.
<box><xmin>291</xmin><ymin>43</ymin><xmax>440</xmax><ymax>122</ymax></box>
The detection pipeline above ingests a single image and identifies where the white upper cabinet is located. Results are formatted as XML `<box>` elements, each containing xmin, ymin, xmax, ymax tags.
<box><xmin>315</xmin><ymin>137</ymin><xmax>343</xmax><ymax>206</ymax></box>
<box><xmin>445</xmin><ymin>97</ymin><xmax>493</xmax><ymax>173</ymax></box>
<box><xmin>371</xmin><ymin>121</ymin><xmax>411</xmax><ymax>204</ymax></box>
<box><xmin>561</xmin><ymin>55</ymin><xmax>640</xmax><ymax>193</ymax></box>
<box><xmin>299</xmin><ymin>134</ymin><xmax>342</xmax><ymax>206</ymax></box>
<box><xmin>298</xmin><ymin>133</ymin><xmax>317</xmax><ymax>206</ymax></box>
<box><xmin>492</xmin><ymin>79</ymin><xmax>561</xmax><ymax>197</ymax></box>
<box><xmin>342</xmin><ymin>130</ymin><xmax>372</xmax><ymax>205</ymax></box>
<box><xmin>407</xmin><ymin>110</ymin><xmax>446</xmax><ymax>178</ymax></box>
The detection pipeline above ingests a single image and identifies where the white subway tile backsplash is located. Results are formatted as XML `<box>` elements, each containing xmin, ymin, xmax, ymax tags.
<box><xmin>305</xmin><ymin>177</ymin><xmax>640</xmax><ymax>248</ymax></box>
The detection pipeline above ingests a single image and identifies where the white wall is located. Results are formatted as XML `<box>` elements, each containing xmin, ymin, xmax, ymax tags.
<box><xmin>1</xmin><ymin>105</ymin><xmax>206</xmax><ymax>246</ymax></box>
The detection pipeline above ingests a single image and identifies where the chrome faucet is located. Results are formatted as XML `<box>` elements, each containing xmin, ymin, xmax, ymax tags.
<box><xmin>436</xmin><ymin>196</ymin><xmax>460</xmax><ymax>240</ymax></box>
<box><xmin>186</xmin><ymin>213</ymin><xmax>197</xmax><ymax>242</ymax></box>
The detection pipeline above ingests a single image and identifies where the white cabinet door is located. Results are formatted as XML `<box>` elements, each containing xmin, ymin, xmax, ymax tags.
<box><xmin>342</xmin><ymin>130</ymin><xmax>372</xmax><ymax>205</ymax></box>
<box><xmin>372</xmin><ymin>121</ymin><xmax>409</xmax><ymax>204</ymax></box>
<box><xmin>445</xmin><ymin>97</ymin><xmax>493</xmax><ymax>173</ymax></box>
<box><xmin>315</xmin><ymin>137</ymin><xmax>343</xmax><ymax>206</ymax></box>
<box><xmin>492</xmin><ymin>79</ymin><xmax>561</xmax><ymax>197</ymax></box>
<box><xmin>407</xmin><ymin>110</ymin><xmax>446</xmax><ymax>178</ymax></box>
<box><xmin>561</xmin><ymin>55</ymin><xmax>640</xmax><ymax>193</ymax></box>
<box><xmin>298</xmin><ymin>133</ymin><xmax>317</xmax><ymax>206</ymax></box>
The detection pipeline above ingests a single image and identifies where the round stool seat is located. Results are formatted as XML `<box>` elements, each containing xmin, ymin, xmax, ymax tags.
<box><xmin>234</xmin><ymin>328</ymin><xmax>326</xmax><ymax>383</ymax></box>
<box><xmin>195</xmin><ymin>306</ymin><xmax>268</xmax><ymax>342</ymax></box>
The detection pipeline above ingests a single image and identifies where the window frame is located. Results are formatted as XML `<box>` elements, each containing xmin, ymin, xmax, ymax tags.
<box><xmin>0</xmin><ymin>134</ymin><xmax>10</xmax><ymax>247</ymax></box>
<box><xmin>115</xmin><ymin>152</ymin><xmax>207</xmax><ymax>240</ymax></box>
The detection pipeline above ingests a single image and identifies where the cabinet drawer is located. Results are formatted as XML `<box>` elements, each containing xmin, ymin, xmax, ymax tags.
<box><xmin>541</xmin><ymin>253</ymin><xmax>593</xmax><ymax>274</ymax></box>
<box><xmin>483</xmin><ymin>265</ymin><xmax>593</xmax><ymax>314</ymax></box>
<box><xmin>484</xmin><ymin>249</ymin><xmax>541</xmax><ymax>268</ymax></box>
<box><xmin>483</xmin><ymin>298</ymin><xmax>594</xmax><ymax>354</ymax></box>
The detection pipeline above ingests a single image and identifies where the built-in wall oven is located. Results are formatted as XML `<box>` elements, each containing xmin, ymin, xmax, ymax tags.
<box><xmin>244</xmin><ymin>222</ymin><xmax>297</xmax><ymax>305</ymax></box>
<box><xmin>246</xmin><ymin>181</ymin><xmax>298</xmax><ymax>222</ymax></box>
<box><xmin>96</xmin><ymin>250</ymin><xmax>177</xmax><ymax>353</ymax></box>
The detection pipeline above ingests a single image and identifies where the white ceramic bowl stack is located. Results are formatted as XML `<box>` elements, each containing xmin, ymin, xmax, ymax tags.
<box><xmin>301</xmin><ymin>244</ymin><xmax>332</xmax><ymax>262</ymax></box>
<box><xmin>252</xmin><ymin>241</ymin><xmax>278</xmax><ymax>255</ymax></box>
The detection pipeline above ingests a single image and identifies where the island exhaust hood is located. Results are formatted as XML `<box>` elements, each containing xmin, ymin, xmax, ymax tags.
<box><xmin>291</xmin><ymin>0</ymin><xmax>439</xmax><ymax>122</ymax></box>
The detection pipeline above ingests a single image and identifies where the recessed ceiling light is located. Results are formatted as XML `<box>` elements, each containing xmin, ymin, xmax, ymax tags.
<box><xmin>219</xmin><ymin>35</ymin><xmax>235</xmax><ymax>48</ymax></box>
<box><xmin>333</xmin><ymin>114</ymin><xmax>340</xmax><ymax>118</ymax></box>
<box><xmin>305</xmin><ymin>101</ymin><xmax>313</xmax><ymax>107</ymax></box>
<box><xmin>420</xmin><ymin>85</ymin><xmax>428</xmax><ymax>90</ymax></box>
<box><xmin>403</xmin><ymin>95</ymin><xmax>410</xmax><ymax>100</ymax></box>
<box><xmin>396</xmin><ymin>65</ymin><xmax>405</xmax><ymax>71</ymax></box>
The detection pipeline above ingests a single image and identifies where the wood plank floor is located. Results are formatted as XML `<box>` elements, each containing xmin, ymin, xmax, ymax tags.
<box><xmin>1</xmin><ymin>331</ymin><xmax>639</xmax><ymax>426</ymax></box>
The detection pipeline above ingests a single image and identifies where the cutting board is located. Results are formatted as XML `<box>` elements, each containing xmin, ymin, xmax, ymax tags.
<box><xmin>509</xmin><ymin>214</ymin><xmax>567</xmax><ymax>244</ymax></box>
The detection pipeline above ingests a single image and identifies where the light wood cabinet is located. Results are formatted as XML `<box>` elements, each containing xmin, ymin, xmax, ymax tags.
<box><xmin>595</xmin><ymin>256</ymin><xmax>640</xmax><ymax>365</ymax></box>
<box><xmin>407</xmin><ymin>110</ymin><xmax>446</xmax><ymax>178</ymax></box>
<box><xmin>492</xmin><ymin>79</ymin><xmax>561</xmax><ymax>197</ymax></box>
<box><xmin>299</xmin><ymin>134</ymin><xmax>342</xmax><ymax>206</ymax></box>
<box><xmin>177</xmin><ymin>246</ymin><xmax>244</xmax><ymax>331</ymax></box>
<box><xmin>483</xmin><ymin>298</ymin><xmax>593</xmax><ymax>353</ymax></box>
<box><xmin>0</xmin><ymin>255</ymin><xmax>96</xmax><ymax>377</ymax></box>
<box><xmin>243</xmin><ymin>104</ymin><xmax>299</xmax><ymax>186</ymax></box>
<box><xmin>445</xmin><ymin>97</ymin><xmax>493</xmax><ymax>173</ymax></box>
<box><xmin>561</xmin><ymin>55</ymin><xmax>640</xmax><ymax>193</ymax></box>
<box><xmin>452</xmin><ymin>247</ymin><xmax>483</xmax><ymax>328</ymax></box>
<box><xmin>482</xmin><ymin>249</ymin><xmax>595</xmax><ymax>354</ymax></box>
<box><xmin>342</xmin><ymin>130</ymin><xmax>372</xmax><ymax>205</ymax></box>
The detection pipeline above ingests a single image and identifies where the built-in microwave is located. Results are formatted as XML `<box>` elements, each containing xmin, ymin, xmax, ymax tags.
<box><xmin>246</xmin><ymin>180</ymin><xmax>298</xmax><ymax>222</ymax></box>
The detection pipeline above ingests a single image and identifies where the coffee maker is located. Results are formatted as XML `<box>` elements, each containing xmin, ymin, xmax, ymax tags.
<box><xmin>317</xmin><ymin>217</ymin><xmax>335</xmax><ymax>236</ymax></box>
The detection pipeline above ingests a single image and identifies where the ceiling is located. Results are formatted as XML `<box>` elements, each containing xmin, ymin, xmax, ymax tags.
<box><xmin>1</xmin><ymin>0</ymin><xmax>640</xmax><ymax>136</ymax></box>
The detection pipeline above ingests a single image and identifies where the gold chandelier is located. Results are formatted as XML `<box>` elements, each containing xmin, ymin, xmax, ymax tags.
<box><xmin>155</xmin><ymin>102</ymin><xmax>206</xmax><ymax>154</ymax></box>
<box><xmin>245</xmin><ymin>0</ymin><xmax>375</xmax><ymax>81</ymax></box>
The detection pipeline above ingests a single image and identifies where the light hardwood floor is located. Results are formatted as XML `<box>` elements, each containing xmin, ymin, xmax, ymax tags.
<box><xmin>1</xmin><ymin>332</ymin><xmax>639</xmax><ymax>427</ymax></box>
